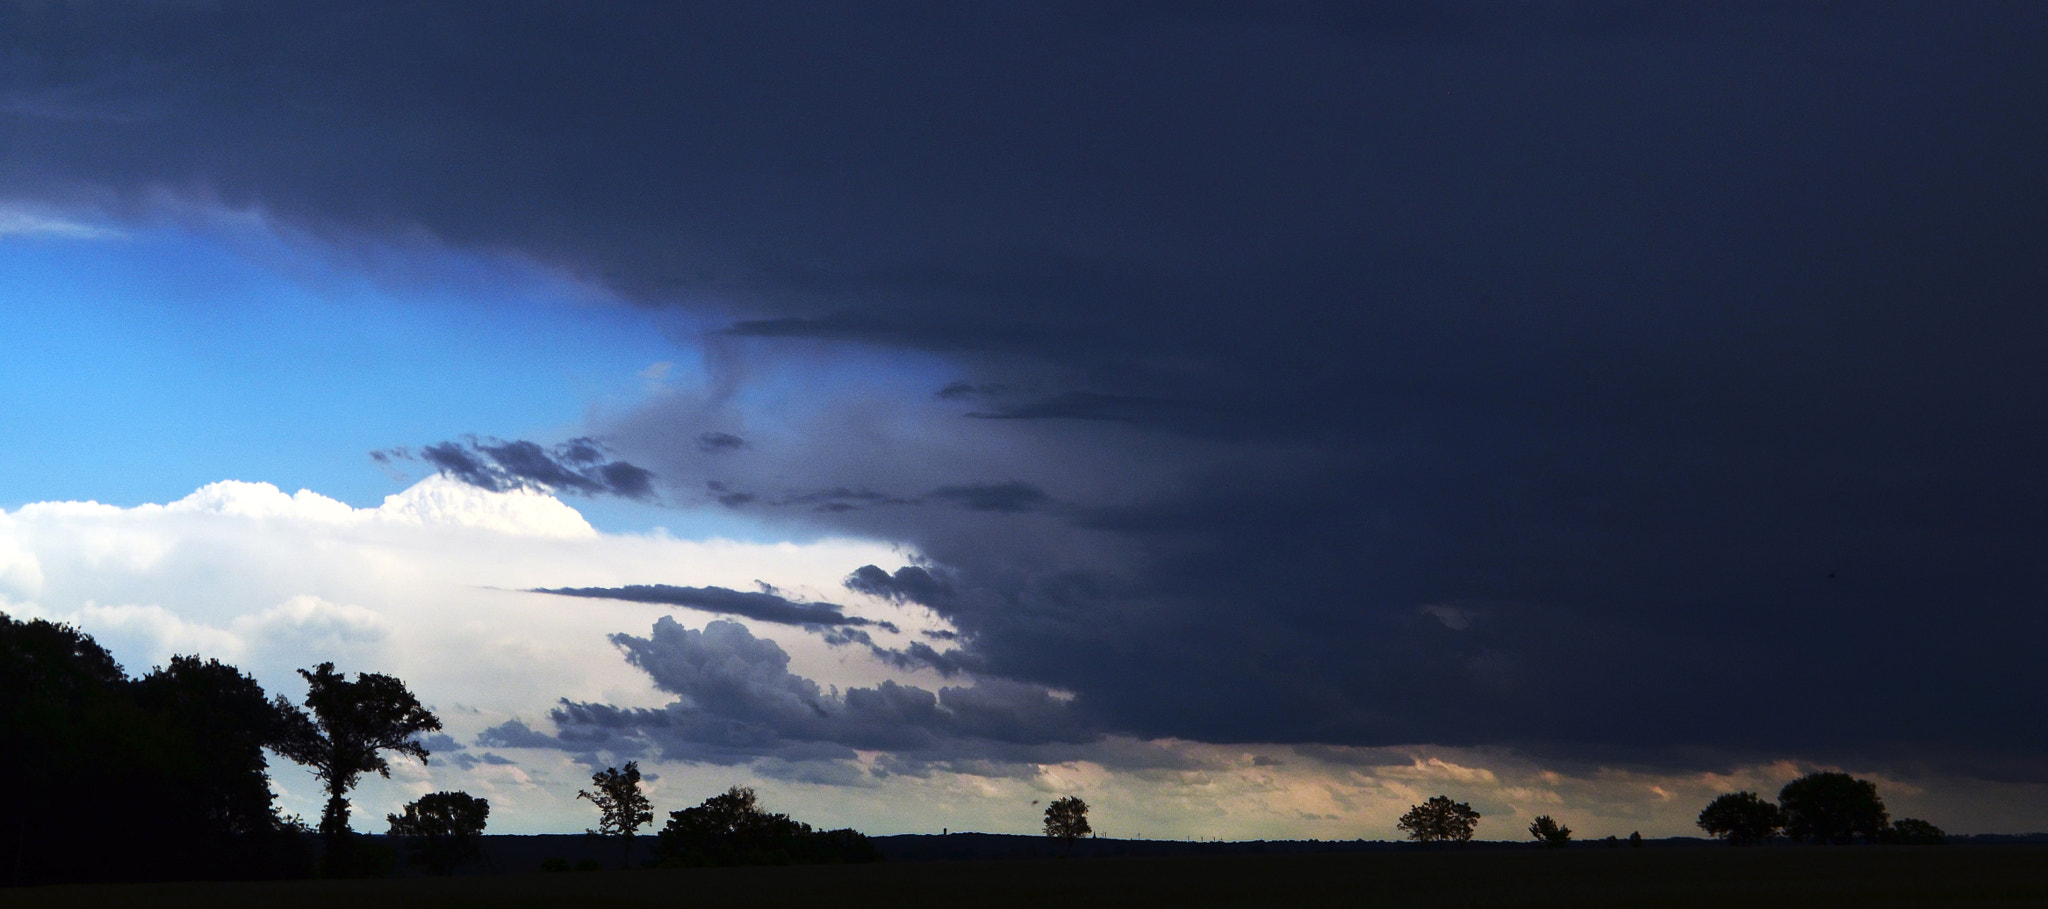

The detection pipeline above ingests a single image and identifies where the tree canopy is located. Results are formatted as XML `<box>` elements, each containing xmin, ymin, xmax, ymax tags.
<box><xmin>1528</xmin><ymin>815</ymin><xmax>1571</xmax><ymax>848</ymax></box>
<box><xmin>272</xmin><ymin>661</ymin><xmax>442</xmax><ymax>871</ymax></box>
<box><xmin>0</xmin><ymin>614</ymin><xmax>309</xmax><ymax>884</ymax></box>
<box><xmin>387</xmin><ymin>791</ymin><xmax>490</xmax><ymax>874</ymax></box>
<box><xmin>1398</xmin><ymin>796</ymin><xmax>1481</xmax><ymax>843</ymax></box>
<box><xmin>1043</xmin><ymin>796</ymin><xmax>1092</xmax><ymax>845</ymax></box>
<box><xmin>133</xmin><ymin>655</ymin><xmax>294</xmax><ymax>837</ymax></box>
<box><xmin>1696</xmin><ymin>791</ymin><xmax>1782</xmax><ymax>846</ymax></box>
<box><xmin>578</xmin><ymin>762</ymin><xmax>655</xmax><ymax>868</ymax></box>
<box><xmin>1882</xmin><ymin>818</ymin><xmax>1946</xmax><ymax>846</ymax></box>
<box><xmin>1778</xmin><ymin>772</ymin><xmax>1888</xmax><ymax>845</ymax></box>
<box><xmin>655</xmin><ymin>785</ymin><xmax>878</xmax><ymax>867</ymax></box>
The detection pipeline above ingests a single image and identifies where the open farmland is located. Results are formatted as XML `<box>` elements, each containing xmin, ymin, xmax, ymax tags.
<box><xmin>11</xmin><ymin>846</ymin><xmax>2045</xmax><ymax>909</ymax></box>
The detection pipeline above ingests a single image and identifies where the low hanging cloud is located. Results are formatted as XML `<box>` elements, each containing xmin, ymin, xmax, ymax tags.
<box><xmin>482</xmin><ymin>617</ymin><xmax>1094</xmax><ymax>777</ymax></box>
<box><xmin>528</xmin><ymin>583</ymin><xmax>895</xmax><ymax>632</ymax></box>
<box><xmin>376</xmin><ymin>436</ymin><xmax>655</xmax><ymax>500</ymax></box>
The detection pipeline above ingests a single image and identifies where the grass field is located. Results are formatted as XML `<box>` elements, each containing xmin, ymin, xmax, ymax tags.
<box><xmin>11</xmin><ymin>846</ymin><xmax>2046</xmax><ymax>908</ymax></box>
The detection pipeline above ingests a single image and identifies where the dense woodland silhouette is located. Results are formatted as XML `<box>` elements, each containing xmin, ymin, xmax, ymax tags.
<box><xmin>1</xmin><ymin>615</ymin><xmax>310</xmax><ymax>884</ymax></box>
<box><xmin>0</xmin><ymin>612</ymin><xmax>1978</xmax><ymax>888</ymax></box>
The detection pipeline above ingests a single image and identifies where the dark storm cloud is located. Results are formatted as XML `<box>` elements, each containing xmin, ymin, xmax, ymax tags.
<box><xmin>964</xmin><ymin>391</ymin><xmax>1226</xmax><ymax>431</ymax></box>
<box><xmin>529</xmin><ymin>583</ymin><xmax>893</xmax><ymax>631</ymax></box>
<box><xmin>379</xmin><ymin>437</ymin><xmax>654</xmax><ymax>499</ymax></box>
<box><xmin>10</xmin><ymin>2</ymin><xmax>2048</xmax><ymax>778</ymax></box>
<box><xmin>812</xmin><ymin>622</ymin><xmax>977</xmax><ymax>678</ymax></box>
<box><xmin>863</xmin><ymin>640</ymin><xmax>981</xmax><ymax>679</ymax></box>
<box><xmin>844</xmin><ymin>565</ymin><xmax>950</xmax><ymax>610</ymax></box>
<box><xmin>926</xmin><ymin>482</ymin><xmax>1053</xmax><ymax>514</ymax></box>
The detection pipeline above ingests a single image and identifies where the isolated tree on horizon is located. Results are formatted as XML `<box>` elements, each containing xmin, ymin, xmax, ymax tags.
<box><xmin>1528</xmin><ymin>815</ymin><xmax>1572</xmax><ymax>848</ymax></box>
<box><xmin>1398</xmin><ymin>796</ymin><xmax>1481</xmax><ymax>843</ymax></box>
<box><xmin>1696</xmin><ymin>791</ymin><xmax>1782</xmax><ymax>846</ymax></box>
<box><xmin>1043</xmin><ymin>796</ymin><xmax>1092</xmax><ymax>849</ymax></box>
<box><xmin>1778</xmin><ymin>772</ymin><xmax>1888</xmax><ymax>845</ymax></box>
<box><xmin>272</xmin><ymin>661</ymin><xmax>442</xmax><ymax>871</ymax></box>
<box><xmin>579</xmin><ymin>762</ymin><xmax>654</xmax><ymax>868</ymax></box>
<box><xmin>387</xmin><ymin>790</ymin><xmax>490</xmax><ymax>874</ymax></box>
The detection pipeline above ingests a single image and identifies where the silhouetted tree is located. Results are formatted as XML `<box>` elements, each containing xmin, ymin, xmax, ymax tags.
<box><xmin>1398</xmin><ymin>796</ymin><xmax>1480</xmax><ymax>843</ymax></box>
<box><xmin>1881</xmin><ymin>818</ymin><xmax>1945</xmax><ymax>845</ymax></box>
<box><xmin>3</xmin><ymin>615</ymin><xmax>141</xmax><ymax>884</ymax></box>
<box><xmin>1044</xmin><ymin>796</ymin><xmax>1092</xmax><ymax>848</ymax></box>
<box><xmin>272</xmin><ymin>662</ymin><xmax>441</xmax><ymax>874</ymax></box>
<box><xmin>133</xmin><ymin>655</ymin><xmax>293</xmax><ymax>836</ymax></box>
<box><xmin>1528</xmin><ymin>815</ymin><xmax>1572</xmax><ymax>848</ymax></box>
<box><xmin>1778</xmin><ymin>772</ymin><xmax>1887</xmax><ymax>845</ymax></box>
<box><xmin>1697</xmin><ymin>791</ymin><xmax>1782</xmax><ymax>846</ymax></box>
<box><xmin>655</xmin><ymin>785</ymin><xmax>878</xmax><ymax>866</ymax></box>
<box><xmin>387</xmin><ymin>791</ymin><xmax>490</xmax><ymax>874</ymax></box>
<box><xmin>130</xmin><ymin>654</ymin><xmax>311</xmax><ymax>878</ymax></box>
<box><xmin>579</xmin><ymin>762</ymin><xmax>654</xmax><ymax>868</ymax></box>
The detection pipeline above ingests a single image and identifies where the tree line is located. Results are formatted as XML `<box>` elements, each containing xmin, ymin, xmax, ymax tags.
<box><xmin>1697</xmin><ymin>773</ymin><xmax>1945</xmax><ymax>846</ymax></box>
<box><xmin>0</xmin><ymin>613</ymin><xmax>492</xmax><ymax>883</ymax></box>
<box><xmin>1395</xmin><ymin>771</ymin><xmax>1946</xmax><ymax>848</ymax></box>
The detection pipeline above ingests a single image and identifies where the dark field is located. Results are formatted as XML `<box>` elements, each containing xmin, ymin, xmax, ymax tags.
<box><xmin>11</xmin><ymin>846</ymin><xmax>2046</xmax><ymax>908</ymax></box>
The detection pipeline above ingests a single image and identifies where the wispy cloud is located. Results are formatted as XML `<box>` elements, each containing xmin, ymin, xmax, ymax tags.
<box><xmin>529</xmin><ymin>583</ymin><xmax>894</xmax><ymax>631</ymax></box>
<box><xmin>0</xmin><ymin>205</ymin><xmax>118</xmax><ymax>240</ymax></box>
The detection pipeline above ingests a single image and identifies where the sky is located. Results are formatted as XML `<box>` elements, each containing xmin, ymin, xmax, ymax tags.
<box><xmin>3</xmin><ymin>1</ymin><xmax>2046</xmax><ymax>840</ymax></box>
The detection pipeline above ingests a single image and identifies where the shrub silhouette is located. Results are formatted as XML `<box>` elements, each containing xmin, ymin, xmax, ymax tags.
<box><xmin>1882</xmin><ymin>817</ymin><xmax>1945</xmax><ymax>845</ymax></box>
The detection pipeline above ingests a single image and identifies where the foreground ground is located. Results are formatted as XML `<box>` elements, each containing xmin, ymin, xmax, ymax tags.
<box><xmin>13</xmin><ymin>845</ymin><xmax>2046</xmax><ymax>908</ymax></box>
